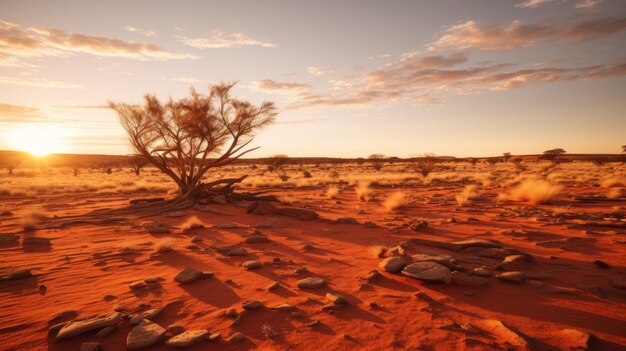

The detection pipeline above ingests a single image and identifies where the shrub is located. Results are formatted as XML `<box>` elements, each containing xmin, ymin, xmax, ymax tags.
<box><xmin>455</xmin><ymin>185</ymin><xmax>478</xmax><ymax>206</ymax></box>
<box><xmin>326</xmin><ymin>185</ymin><xmax>339</xmax><ymax>199</ymax></box>
<box><xmin>355</xmin><ymin>182</ymin><xmax>373</xmax><ymax>201</ymax></box>
<box><xmin>507</xmin><ymin>179</ymin><xmax>562</xmax><ymax>204</ymax></box>
<box><xmin>383</xmin><ymin>192</ymin><xmax>411</xmax><ymax>211</ymax></box>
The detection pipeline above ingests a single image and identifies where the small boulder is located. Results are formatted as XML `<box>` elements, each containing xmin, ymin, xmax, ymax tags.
<box><xmin>229</xmin><ymin>331</ymin><xmax>245</xmax><ymax>343</ymax></box>
<box><xmin>379</xmin><ymin>257</ymin><xmax>406</xmax><ymax>273</ymax></box>
<box><xmin>165</xmin><ymin>329</ymin><xmax>209</xmax><ymax>348</ymax></box>
<box><xmin>56</xmin><ymin>313</ymin><xmax>121</xmax><ymax>340</ymax></box>
<box><xmin>297</xmin><ymin>277</ymin><xmax>327</xmax><ymax>289</ymax></box>
<box><xmin>127</xmin><ymin>322</ymin><xmax>166</xmax><ymax>350</ymax></box>
<box><xmin>244</xmin><ymin>235</ymin><xmax>269</xmax><ymax>243</ymax></box>
<box><xmin>141</xmin><ymin>308</ymin><xmax>163</xmax><ymax>320</ymax></box>
<box><xmin>326</xmin><ymin>292</ymin><xmax>347</xmax><ymax>305</ymax></box>
<box><xmin>496</xmin><ymin>271</ymin><xmax>526</xmax><ymax>283</ymax></box>
<box><xmin>174</xmin><ymin>268</ymin><xmax>203</xmax><ymax>284</ymax></box>
<box><xmin>243</xmin><ymin>300</ymin><xmax>263</xmax><ymax>310</ymax></box>
<box><xmin>242</xmin><ymin>261</ymin><xmax>263</xmax><ymax>270</ymax></box>
<box><xmin>401</xmin><ymin>262</ymin><xmax>452</xmax><ymax>283</ymax></box>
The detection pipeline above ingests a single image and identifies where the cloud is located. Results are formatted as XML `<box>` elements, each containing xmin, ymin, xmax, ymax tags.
<box><xmin>170</xmin><ymin>77</ymin><xmax>201</xmax><ymax>83</ymax></box>
<box><xmin>123</xmin><ymin>25</ymin><xmax>156</xmax><ymax>37</ymax></box>
<box><xmin>278</xmin><ymin>117</ymin><xmax>327</xmax><ymax>125</ymax></box>
<box><xmin>0</xmin><ymin>20</ymin><xmax>195</xmax><ymax>60</ymax></box>
<box><xmin>276</xmin><ymin>49</ymin><xmax>626</xmax><ymax>110</ymax></box>
<box><xmin>178</xmin><ymin>30</ymin><xmax>277</xmax><ymax>49</ymax></box>
<box><xmin>0</xmin><ymin>75</ymin><xmax>83</xmax><ymax>89</ymax></box>
<box><xmin>305</xmin><ymin>66</ymin><xmax>327</xmax><ymax>77</ymax></box>
<box><xmin>0</xmin><ymin>103</ymin><xmax>46</xmax><ymax>123</ymax></box>
<box><xmin>431</xmin><ymin>17</ymin><xmax>626</xmax><ymax>51</ymax></box>
<box><xmin>516</xmin><ymin>0</ymin><xmax>602</xmax><ymax>9</ymax></box>
<box><xmin>252</xmin><ymin>79</ymin><xmax>311</xmax><ymax>92</ymax></box>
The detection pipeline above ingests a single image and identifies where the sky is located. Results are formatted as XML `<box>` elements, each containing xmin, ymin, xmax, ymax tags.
<box><xmin>0</xmin><ymin>0</ymin><xmax>625</xmax><ymax>158</ymax></box>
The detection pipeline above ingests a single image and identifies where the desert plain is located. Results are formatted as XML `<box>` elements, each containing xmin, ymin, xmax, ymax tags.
<box><xmin>0</xmin><ymin>154</ymin><xmax>624</xmax><ymax>351</ymax></box>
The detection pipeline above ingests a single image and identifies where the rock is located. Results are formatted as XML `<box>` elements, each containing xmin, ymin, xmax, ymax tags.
<box><xmin>498</xmin><ymin>255</ymin><xmax>530</xmax><ymax>271</ymax></box>
<box><xmin>129</xmin><ymin>281</ymin><xmax>147</xmax><ymax>290</ymax></box>
<box><xmin>302</xmin><ymin>242</ymin><xmax>315</xmax><ymax>250</ymax></box>
<box><xmin>270</xmin><ymin>303</ymin><xmax>295</xmax><ymax>311</ymax></box>
<box><xmin>143</xmin><ymin>221</ymin><xmax>169</xmax><ymax>234</ymax></box>
<box><xmin>244</xmin><ymin>235</ymin><xmax>269</xmax><ymax>243</ymax></box>
<box><xmin>479</xmin><ymin>319</ymin><xmax>527</xmax><ymax>348</ymax></box>
<box><xmin>297</xmin><ymin>277</ymin><xmax>327</xmax><ymax>289</ymax></box>
<box><xmin>267</xmin><ymin>281</ymin><xmax>280</xmax><ymax>290</ymax></box>
<box><xmin>379</xmin><ymin>257</ymin><xmax>406</xmax><ymax>273</ymax></box>
<box><xmin>208</xmin><ymin>333</ymin><xmax>220</xmax><ymax>341</ymax></box>
<box><xmin>294</xmin><ymin>266</ymin><xmax>308</xmax><ymax>274</ymax></box>
<box><xmin>167</xmin><ymin>324</ymin><xmax>184</xmax><ymax>335</ymax></box>
<box><xmin>411</xmin><ymin>254</ymin><xmax>456</xmax><ymax>269</ymax></box>
<box><xmin>129</xmin><ymin>315</ymin><xmax>144</xmax><ymax>325</ymax></box>
<box><xmin>56</xmin><ymin>312</ymin><xmax>121</xmax><ymax>340</ymax></box>
<box><xmin>321</xmin><ymin>304</ymin><xmax>340</xmax><ymax>312</ymax></box>
<box><xmin>127</xmin><ymin>322</ymin><xmax>166</xmax><ymax>350</ymax></box>
<box><xmin>451</xmin><ymin>271</ymin><xmax>489</xmax><ymax>286</ymax></box>
<box><xmin>242</xmin><ymin>261</ymin><xmax>263</xmax><ymax>270</ymax></box>
<box><xmin>409</xmin><ymin>219</ymin><xmax>428</xmax><ymax>231</ymax></box>
<box><xmin>0</xmin><ymin>234</ymin><xmax>19</xmax><ymax>244</ymax></box>
<box><xmin>79</xmin><ymin>342</ymin><xmax>102</xmax><ymax>351</ymax></box>
<box><xmin>472</xmin><ymin>267</ymin><xmax>493</xmax><ymax>277</ymax></box>
<box><xmin>174</xmin><ymin>267</ymin><xmax>203</xmax><ymax>284</ymax></box>
<box><xmin>95</xmin><ymin>326</ymin><xmax>115</xmax><ymax>337</ymax></box>
<box><xmin>190</xmin><ymin>236</ymin><xmax>203</xmax><ymax>243</ymax></box>
<box><xmin>593</xmin><ymin>260</ymin><xmax>610</xmax><ymax>269</ymax></box>
<box><xmin>229</xmin><ymin>331</ymin><xmax>245</xmax><ymax>343</ymax></box>
<box><xmin>48</xmin><ymin>310</ymin><xmax>78</xmax><ymax>325</ymax></box>
<box><xmin>336</xmin><ymin>217</ymin><xmax>358</xmax><ymax>224</ymax></box>
<box><xmin>48</xmin><ymin>322</ymin><xmax>67</xmax><ymax>335</ymax></box>
<box><xmin>362</xmin><ymin>270</ymin><xmax>381</xmax><ymax>281</ymax></box>
<box><xmin>555</xmin><ymin>329</ymin><xmax>596</xmax><ymax>350</ymax></box>
<box><xmin>144</xmin><ymin>277</ymin><xmax>161</xmax><ymax>284</ymax></box>
<box><xmin>165</xmin><ymin>329</ymin><xmax>209</xmax><ymax>348</ymax></box>
<box><xmin>215</xmin><ymin>223</ymin><xmax>239</xmax><ymax>229</ymax></box>
<box><xmin>326</xmin><ymin>292</ymin><xmax>347</xmax><ymax>304</ymax></box>
<box><xmin>307</xmin><ymin>320</ymin><xmax>320</xmax><ymax>327</ymax></box>
<box><xmin>225</xmin><ymin>246</ymin><xmax>248</xmax><ymax>256</ymax></box>
<box><xmin>242</xmin><ymin>300</ymin><xmax>263</xmax><ymax>310</ymax></box>
<box><xmin>496</xmin><ymin>271</ymin><xmax>526</xmax><ymax>283</ymax></box>
<box><xmin>23</xmin><ymin>237</ymin><xmax>51</xmax><ymax>245</ymax></box>
<box><xmin>141</xmin><ymin>308</ymin><xmax>163</xmax><ymax>320</ymax></box>
<box><xmin>402</xmin><ymin>262</ymin><xmax>452</xmax><ymax>283</ymax></box>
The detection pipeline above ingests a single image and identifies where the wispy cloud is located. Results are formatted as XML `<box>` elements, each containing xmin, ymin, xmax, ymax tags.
<box><xmin>178</xmin><ymin>30</ymin><xmax>277</xmax><ymax>49</ymax></box>
<box><xmin>123</xmin><ymin>25</ymin><xmax>156</xmax><ymax>37</ymax></box>
<box><xmin>278</xmin><ymin>117</ymin><xmax>327</xmax><ymax>125</ymax></box>
<box><xmin>0</xmin><ymin>75</ymin><xmax>83</xmax><ymax>89</ymax></box>
<box><xmin>430</xmin><ymin>17</ymin><xmax>626</xmax><ymax>51</ymax></box>
<box><xmin>0</xmin><ymin>103</ymin><xmax>46</xmax><ymax>123</ymax></box>
<box><xmin>252</xmin><ymin>79</ymin><xmax>311</xmax><ymax>92</ymax></box>
<box><xmin>158</xmin><ymin>76</ymin><xmax>202</xmax><ymax>83</ymax></box>
<box><xmin>0</xmin><ymin>20</ymin><xmax>195</xmax><ymax>60</ymax></box>
<box><xmin>516</xmin><ymin>0</ymin><xmax>602</xmax><ymax>9</ymax></box>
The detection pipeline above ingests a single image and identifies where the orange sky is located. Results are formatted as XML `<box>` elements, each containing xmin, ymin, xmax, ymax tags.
<box><xmin>0</xmin><ymin>0</ymin><xmax>625</xmax><ymax>157</ymax></box>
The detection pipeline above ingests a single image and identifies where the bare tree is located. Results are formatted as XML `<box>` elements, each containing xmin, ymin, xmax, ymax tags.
<box><xmin>109</xmin><ymin>82</ymin><xmax>277</xmax><ymax>203</ymax></box>
<box><xmin>129</xmin><ymin>155</ymin><xmax>149</xmax><ymax>176</ymax></box>
<box><xmin>542</xmin><ymin>148</ymin><xmax>566</xmax><ymax>164</ymax></box>
<box><xmin>267</xmin><ymin>154</ymin><xmax>289</xmax><ymax>181</ymax></box>
<box><xmin>412</xmin><ymin>153</ymin><xmax>437</xmax><ymax>177</ymax></box>
<box><xmin>368</xmin><ymin>154</ymin><xmax>385</xmax><ymax>171</ymax></box>
<box><xmin>502</xmin><ymin>152</ymin><xmax>511</xmax><ymax>163</ymax></box>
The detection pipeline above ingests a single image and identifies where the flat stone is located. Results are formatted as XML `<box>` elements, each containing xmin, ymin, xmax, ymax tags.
<box><xmin>243</xmin><ymin>300</ymin><xmax>263</xmax><ymax>310</ymax></box>
<box><xmin>56</xmin><ymin>312</ymin><xmax>121</xmax><ymax>340</ymax></box>
<box><xmin>297</xmin><ymin>277</ymin><xmax>327</xmax><ymax>289</ymax></box>
<box><xmin>326</xmin><ymin>292</ymin><xmax>347</xmax><ymax>304</ymax></box>
<box><xmin>129</xmin><ymin>281</ymin><xmax>147</xmax><ymax>290</ymax></box>
<box><xmin>129</xmin><ymin>315</ymin><xmax>144</xmax><ymax>325</ymax></box>
<box><xmin>165</xmin><ymin>329</ymin><xmax>209</xmax><ymax>348</ymax></box>
<box><xmin>244</xmin><ymin>235</ymin><xmax>269</xmax><ymax>243</ymax></box>
<box><xmin>402</xmin><ymin>262</ymin><xmax>452</xmax><ymax>283</ymax></box>
<box><xmin>226</xmin><ymin>247</ymin><xmax>248</xmax><ymax>256</ymax></box>
<box><xmin>472</xmin><ymin>267</ymin><xmax>493</xmax><ymax>277</ymax></box>
<box><xmin>451</xmin><ymin>271</ymin><xmax>489</xmax><ymax>287</ymax></box>
<box><xmin>126</xmin><ymin>322</ymin><xmax>166</xmax><ymax>350</ymax></box>
<box><xmin>411</xmin><ymin>254</ymin><xmax>456</xmax><ymax>269</ymax></box>
<box><xmin>229</xmin><ymin>331</ymin><xmax>245</xmax><ymax>343</ymax></box>
<box><xmin>143</xmin><ymin>221</ymin><xmax>170</xmax><ymax>234</ymax></box>
<box><xmin>242</xmin><ymin>261</ymin><xmax>263</xmax><ymax>270</ymax></box>
<box><xmin>498</xmin><ymin>255</ymin><xmax>529</xmax><ymax>270</ymax></box>
<box><xmin>141</xmin><ymin>308</ymin><xmax>163</xmax><ymax>320</ymax></box>
<box><xmin>496</xmin><ymin>271</ymin><xmax>526</xmax><ymax>283</ymax></box>
<box><xmin>23</xmin><ymin>237</ymin><xmax>51</xmax><ymax>245</ymax></box>
<box><xmin>270</xmin><ymin>303</ymin><xmax>295</xmax><ymax>311</ymax></box>
<box><xmin>379</xmin><ymin>257</ymin><xmax>406</xmax><ymax>273</ymax></box>
<box><xmin>174</xmin><ymin>267</ymin><xmax>203</xmax><ymax>284</ymax></box>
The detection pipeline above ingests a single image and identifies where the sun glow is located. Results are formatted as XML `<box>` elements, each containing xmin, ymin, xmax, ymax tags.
<box><xmin>8</xmin><ymin>125</ymin><xmax>67</xmax><ymax>157</ymax></box>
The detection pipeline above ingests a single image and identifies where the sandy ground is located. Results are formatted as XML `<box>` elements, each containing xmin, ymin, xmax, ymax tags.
<box><xmin>0</xmin><ymin>164</ymin><xmax>625</xmax><ymax>351</ymax></box>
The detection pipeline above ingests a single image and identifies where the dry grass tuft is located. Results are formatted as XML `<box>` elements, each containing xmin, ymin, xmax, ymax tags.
<box><xmin>601</xmin><ymin>176</ymin><xmax>625</xmax><ymax>188</ymax></box>
<box><xmin>326</xmin><ymin>185</ymin><xmax>340</xmax><ymax>199</ymax></box>
<box><xmin>607</xmin><ymin>187</ymin><xmax>623</xmax><ymax>199</ymax></box>
<box><xmin>383</xmin><ymin>192</ymin><xmax>411</xmax><ymax>211</ymax></box>
<box><xmin>20</xmin><ymin>209</ymin><xmax>48</xmax><ymax>231</ymax></box>
<box><xmin>355</xmin><ymin>182</ymin><xmax>373</xmax><ymax>201</ymax></box>
<box><xmin>180</xmin><ymin>216</ymin><xmax>204</xmax><ymax>231</ymax></box>
<box><xmin>506</xmin><ymin>179</ymin><xmax>562</xmax><ymax>204</ymax></box>
<box><xmin>154</xmin><ymin>239</ymin><xmax>175</xmax><ymax>253</ymax></box>
<box><xmin>455</xmin><ymin>185</ymin><xmax>479</xmax><ymax>206</ymax></box>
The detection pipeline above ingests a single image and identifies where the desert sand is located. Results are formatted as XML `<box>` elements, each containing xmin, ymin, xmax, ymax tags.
<box><xmin>0</xmin><ymin>159</ymin><xmax>625</xmax><ymax>350</ymax></box>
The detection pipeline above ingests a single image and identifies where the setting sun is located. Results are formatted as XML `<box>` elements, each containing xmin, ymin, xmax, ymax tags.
<box><xmin>8</xmin><ymin>125</ymin><xmax>66</xmax><ymax>157</ymax></box>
